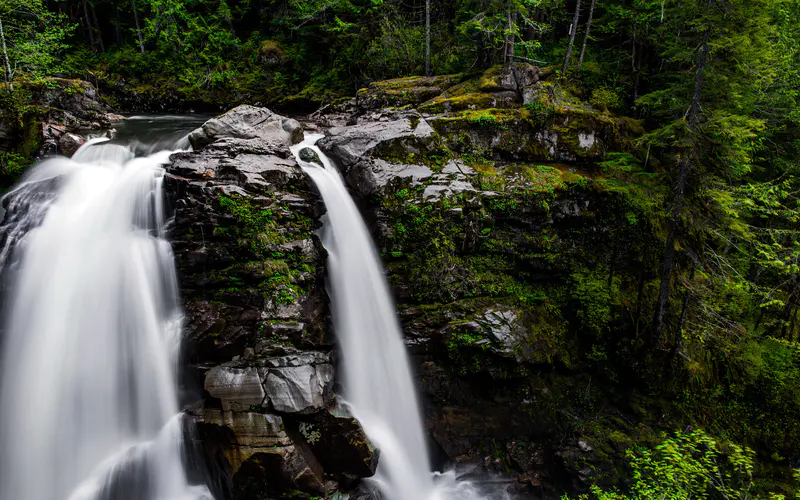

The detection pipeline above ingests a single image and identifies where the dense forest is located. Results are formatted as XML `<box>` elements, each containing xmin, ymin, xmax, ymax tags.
<box><xmin>2</xmin><ymin>0</ymin><xmax>800</xmax><ymax>498</ymax></box>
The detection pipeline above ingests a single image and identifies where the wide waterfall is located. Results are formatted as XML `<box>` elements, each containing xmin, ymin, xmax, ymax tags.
<box><xmin>0</xmin><ymin>128</ymin><xmax>213</xmax><ymax>500</ymax></box>
<box><xmin>292</xmin><ymin>135</ymin><xmax>506</xmax><ymax>500</ymax></box>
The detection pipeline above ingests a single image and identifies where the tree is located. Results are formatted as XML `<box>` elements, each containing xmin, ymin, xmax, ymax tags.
<box><xmin>563</xmin><ymin>0</ymin><xmax>581</xmax><ymax>72</ymax></box>
<box><xmin>457</xmin><ymin>0</ymin><xmax>550</xmax><ymax>67</ymax></box>
<box><xmin>425</xmin><ymin>0</ymin><xmax>431</xmax><ymax>76</ymax></box>
<box><xmin>131</xmin><ymin>0</ymin><xmax>144</xmax><ymax>54</ymax></box>
<box><xmin>0</xmin><ymin>17</ymin><xmax>11</xmax><ymax>90</ymax></box>
<box><xmin>638</xmin><ymin>0</ymin><xmax>780</xmax><ymax>343</ymax></box>
<box><xmin>0</xmin><ymin>0</ymin><xmax>72</xmax><ymax>82</ymax></box>
<box><xmin>577</xmin><ymin>0</ymin><xmax>595</xmax><ymax>70</ymax></box>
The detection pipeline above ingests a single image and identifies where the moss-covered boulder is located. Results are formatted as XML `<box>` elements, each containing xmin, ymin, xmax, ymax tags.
<box><xmin>356</xmin><ymin>74</ymin><xmax>464</xmax><ymax>110</ymax></box>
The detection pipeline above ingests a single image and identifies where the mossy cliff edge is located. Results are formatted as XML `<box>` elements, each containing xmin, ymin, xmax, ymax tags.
<box><xmin>313</xmin><ymin>64</ymin><xmax>799</xmax><ymax>498</ymax></box>
<box><xmin>165</xmin><ymin>65</ymin><xmax>799</xmax><ymax>499</ymax></box>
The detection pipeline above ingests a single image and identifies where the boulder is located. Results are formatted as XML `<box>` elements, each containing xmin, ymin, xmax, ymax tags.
<box><xmin>204</xmin><ymin>366</ymin><xmax>266</xmax><ymax>411</ymax></box>
<box><xmin>298</xmin><ymin>147</ymin><xmax>323</xmax><ymax>166</ymax></box>
<box><xmin>59</xmin><ymin>133</ymin><xmax>86</xmax><ymax>157</ymax></box>
<box><xmin>200</xmin><ymin>350</ymin><xmax>333</xmax><ymax>415</ymax></box>
<box><xmin>194</xmin><ymin>409</ymin><xmax>325</xmax><ymax>494</ymax></box>
<box><xmin>318</xmin><ymin>112</ymin><xmax>435</xmax><ymax>169</ymax></box>
<box><xmin>478</xmin><ymin>63</ymin><xmax>539</xmax><ymax>96</ymax></box>
<box><xmin>356</xmin><ymin>74</ymin><xmax>462</xmax><ymax>111</ymax></box>
<box><xmin>265</xmin><ymin>361</ymin><xmax>334</xmax><ymax>414</ymax></box>
<box><xmin>217</xmin><ymin>154</ymin><xmax>303</xmax><ymax>191</ymax></box>
<box><xmin>188</xmin><ymin>105</ymin><xmax>303</xmax><ymax>150</ymax></box>
<box><xmin>302</xmin><ymin>403</ymin><xmax>380</xmax><ymax>480</ymax></box>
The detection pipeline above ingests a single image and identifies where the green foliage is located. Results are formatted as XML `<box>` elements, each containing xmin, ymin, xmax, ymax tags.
<box><xmin>568</xmin><ymin>430</ymin><xmax>789</xmax><ymax>500</ymax></box>
<box><xmin>0</xmin><ymin>150</ymin><xmax>28</xmax><ymax>189</ymax></box>
<box><xmin>0</xmin><ymin>0</ymin><xmax>73</xmax><ymax>81</ymax></box>
<box><xmin>590</xmin><ymin>88</ymin><xmax>621</xmax><ymax>112</ymax></box>
<box><xmin>570</xmin><ymin>268</ymin><xmax>616</xmax><ymax>338</ymax></box>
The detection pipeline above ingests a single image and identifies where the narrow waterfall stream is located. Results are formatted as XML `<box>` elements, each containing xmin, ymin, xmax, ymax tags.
<box><xmin>292</xmin><ymin>135</ymin><xmax>508</xmax><ymax>500</ymax></box>
<box><xmin>0</xmin><ymin>122</ymin><xmax>213</xmax><ymax>500</ymax></box>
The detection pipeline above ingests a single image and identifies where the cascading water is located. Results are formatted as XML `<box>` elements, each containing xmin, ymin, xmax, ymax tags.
<box><xmin>292</xmin><ymin>135</ymin><xmax>509</xmax><ymax>500</ymax></box>
<box><xmin>0</xmin><ymin>130</ymin><xmax>213</xmax><ymax>500</ymax></box>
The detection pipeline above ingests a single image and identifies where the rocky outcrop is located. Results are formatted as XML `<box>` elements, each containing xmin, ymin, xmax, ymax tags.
<box><xmin>356</xmin><ymin>74</ymin><xmax>464</xmax><ymax>111</ymax></box>
<box><xmin>166</xmin><ymin>105</ymin><xmax>377</xmax><ymax>498</ymax></box>
<box><xmin>170</xmin><ymin>67</ymin><xmax>652</xmax><ymax>498</ymax></box>
<box><xmin>313</xmin><ymin>73</ymin><xmax>658</xmax><ymax>496</ymax></box>
<box><xmin>0</xmin><ymin>78</ymin><xmax>117</xmax><ymax>172</ymax></box>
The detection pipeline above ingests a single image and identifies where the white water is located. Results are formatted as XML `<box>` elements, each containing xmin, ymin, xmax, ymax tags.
<box><xmin>292</xmin><ymin>135</ymin><xmax>505</xmax><ymax>500</ymax></box>
<box><xmin>0</xmin><ymin>139</ymin><xmax>213</xmax><ymax>500</ymax></box>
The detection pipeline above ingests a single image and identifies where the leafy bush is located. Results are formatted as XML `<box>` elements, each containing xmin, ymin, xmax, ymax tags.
<box><xmin>590</xmin><ymin>87</ymin><xmax>622</xmax><ymax>112</ymax></box>
<box><xmin>569</xmin><ymin>429</ymin><xmax>794</xmax><ymax>499</ymax></box>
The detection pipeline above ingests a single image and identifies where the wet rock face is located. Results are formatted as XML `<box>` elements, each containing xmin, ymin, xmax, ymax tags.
<box><xmin>166</xmin><ymin>106</ymin><xmax>376</xmax><ymax>498</ymax></box>
<box><xmin>205</xmin><ymin>350</ymin><xmax>334</xmax><ymax>415</ymax></box>
<box><xmin>314</xmin><ymin>78</ymin><xmax>653</xmax><ymax>495</ymax></box>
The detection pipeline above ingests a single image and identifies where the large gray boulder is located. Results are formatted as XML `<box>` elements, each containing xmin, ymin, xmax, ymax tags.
<box><xmin>204</xmin><ymin>366</ymin><xmax>267</xmax><ymax>411</ymax></box>
<box><xmin>318</xmin><ymin>112</ymin><xmax>435</xmax><ymax>169</ymax></box>
<box><xmin>188</xmin><ymin>105</ymin><xmax>303</xmax><ymax>150</ymax></box>
<box><xmin>265</xmin><ymin>363</ymin><xmax>335</xmax><ymax>414</ymax></box>
<box><xmin>202</xmin><ymin>351</ymin><xmax>334</xmax><ymax>415</ymax></box>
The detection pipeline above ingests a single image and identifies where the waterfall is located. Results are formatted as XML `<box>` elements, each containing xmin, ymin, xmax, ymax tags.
<box><xmin>292</xmin><ymin>135</ymin><xmax>501</xmax><ymax>500</ymax></box>
<box><xmin>0</xmin><ymin>138</ymin><xmax>213</xmax><ymax>500</ymax></box>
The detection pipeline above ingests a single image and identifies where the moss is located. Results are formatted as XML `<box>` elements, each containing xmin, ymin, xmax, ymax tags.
<box><xmin>19</xmin><ymin>113</ymin><xmax>43</xmax><ymax>159</ymax></box>
<box><xmin>418</xmin><ymin>92</ymin><xmax>503</xmax><ymax>114</ymax></box>
<box><xmin>364</xmin><ymin>73</ymin><xmax>463</xmax><ymax>92</ymax></box>
<box><xmin>371</xmin><ymin>136</ymin><xmax>453</xmax><ymax>171</ymax></box>
<box><xmin>477</xmin><ymin>65</ymin><xmax>507</xmax><ymax>91</ymax></box>
<box><xmin>259</xmin><ymin>40</ymin><xmax>287</xmax><ymax>62</ymax></box>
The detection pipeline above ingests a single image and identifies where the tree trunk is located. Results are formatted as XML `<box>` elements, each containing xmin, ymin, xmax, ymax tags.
<box><xmin>132</xmin><ymin>0</ymin><xmax>145</xmax><ymax>54</ymax></box>
<box><xmin>509</xmin><ymin>11</ymin><xmax>517</xmax><ymax>61</ymax></box>
<box><xmin>90</xmin><ymin>1</ymin><xmax>105</xmax><ymax>52</ymax></box>
<box><xmin>504</xmin><ymin>10</ymin><xmax>512</xmax><ymax>66</ymax></box>
<box><xmin>425</xmin><ymin>0</ymin><xmax>431</xmax><ymax>76</ymax></box>
<box><xmin>113</xmin><ymin>0</ymin><xmax>123</xmax><ymax>45</ymax></box>
<box><xmin>577</xmin><ymin>0</ymin><xmax>595</xmax><ymax>70</ymax></box>
<box><xmin>670</xmin><ymin>263</ymin><xmax>696</xmax><ymax>360</ymax></box>
<box><xmin>634</xmin><ymin>266</ymin><xmax>646</xmax><ymax>335</ymax></box>
<box><xmin>83</xmin><ymin>0</ymin><xmax>96</xmax><ymax>47</ymax></box>
<box><xmin>608</xmin><ymin>238</ymin><xmax>618</xmax><ymax>290</ymax></box>
<box><xmin>651</xmin><ymin>38</ymin><xmax>708</xmax><ymax>343</ymax></box>
<box><xmin>0</xmin><ymin>18</ymin><xmax>12</xmax><ymax>92</ymax></box>
<box><xmin>563</xmin><ymin>0</ymin><xmax>582</xmax><ymax>73</ymax></box>
<box><xmin>634</xmin><ymin>39</ymin><xmax>643</xmax><ymax>100</ymax></box>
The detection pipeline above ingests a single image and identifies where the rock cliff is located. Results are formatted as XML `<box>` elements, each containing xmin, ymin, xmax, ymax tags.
<box><xmin>169</xmin><ymin>65</ymin><xmax>665</xmax><ymax>499</ymax></box>
<box><xmin>165</xmin><ymin>105</ymin><xmax>377</xmax><ymax>499</ymax></box>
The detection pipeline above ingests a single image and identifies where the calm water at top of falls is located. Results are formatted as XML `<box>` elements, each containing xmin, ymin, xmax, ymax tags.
<box><xmin>291</xmin><ymin>135</ymin><xmax>513</xmax><ymax>500</ymax></box>
<box><xmin>0</xmin><ymin>117</ymin><xmax>213</xmax><ymax>500</ymax></box>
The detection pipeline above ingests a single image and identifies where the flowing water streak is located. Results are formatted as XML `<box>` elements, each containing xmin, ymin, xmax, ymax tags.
<box><xmin>0</xmin><ymin>140</ymin><xmax>213</xmax><ymax>500</ymax></box>
<box><xmin>292</xmin><ymin>135</ymin><xmax>502</xmax><ymax>500</ymax></box>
